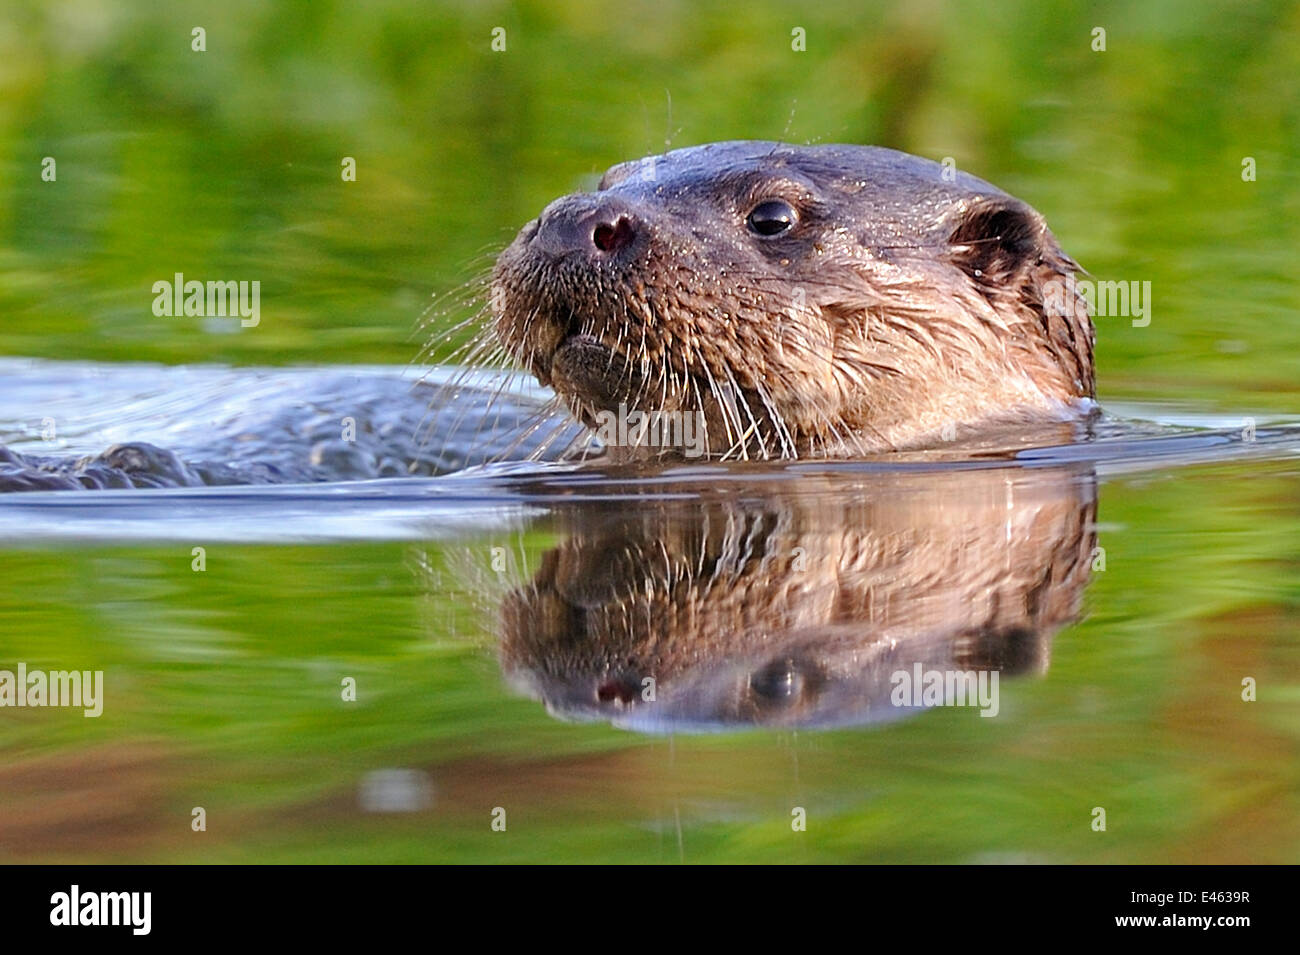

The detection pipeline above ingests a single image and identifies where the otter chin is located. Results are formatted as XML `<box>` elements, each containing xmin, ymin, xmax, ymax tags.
<box><xmin>491</xmin><ymin>140</ymin><xmax>1096</xmax><ymax>459</ymax></box>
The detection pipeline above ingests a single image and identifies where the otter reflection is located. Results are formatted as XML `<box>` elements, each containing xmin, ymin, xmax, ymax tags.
<box><xmin>498</xmin><ymin>466</ymin><xmax>1097</xmax><ymax>732</ymax></box>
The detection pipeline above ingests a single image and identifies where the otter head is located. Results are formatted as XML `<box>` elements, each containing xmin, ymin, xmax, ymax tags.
<box><xmin>491</xmin><ymin>141</ymin><xmax>1094</xmax><ymax>458</ymax></box>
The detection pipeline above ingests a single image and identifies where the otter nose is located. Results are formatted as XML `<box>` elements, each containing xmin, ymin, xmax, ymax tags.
<box><xmin>532</xmin><ymin>195</ymin><xmax>639</xmax><ymax>257</ymax></box>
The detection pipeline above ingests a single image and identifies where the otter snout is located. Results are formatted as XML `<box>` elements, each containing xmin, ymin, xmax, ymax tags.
<box><xmin>531</xmin><ymin>194</ymin><xmax>641</xmax><ymax>259</ymax></box>
<box><xmin>492</xmin><ymin>191</ymin><xmax>646</xmax><ymax>400</ymax></box>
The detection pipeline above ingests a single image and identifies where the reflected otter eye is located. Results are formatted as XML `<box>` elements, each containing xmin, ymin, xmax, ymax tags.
<box><xmin>746</xmin><ymin>199</ymin><xmax>797</xmax><ymax>236</ymax></box>
<box><xmin>749</xmin><ymin>658</ymin><xmax>805</xmax><ymax>704</ymax></box>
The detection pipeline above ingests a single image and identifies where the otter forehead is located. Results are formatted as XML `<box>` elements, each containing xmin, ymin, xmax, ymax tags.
<box><xmin>597</xmin><ymin>140</ymin><xmax>1018</xmax><ymax>242</ymax></box>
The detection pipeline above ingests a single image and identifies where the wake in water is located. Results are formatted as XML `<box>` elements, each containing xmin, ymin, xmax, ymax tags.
<box><xmin>0</xmin><ymin>357</ymin><xmax>1297</xmax><ymax>501</ymax></box>
<box><xmin>0</xmin><ymin>358</ymin><xmax>584</xmax><ymax>491</ymax></box>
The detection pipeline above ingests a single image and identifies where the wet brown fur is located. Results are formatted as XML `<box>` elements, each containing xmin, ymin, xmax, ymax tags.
<box><xmin>491</xmin><ymin>141</ymin><xmax>1094</xmax><ymax>459</ymax></box>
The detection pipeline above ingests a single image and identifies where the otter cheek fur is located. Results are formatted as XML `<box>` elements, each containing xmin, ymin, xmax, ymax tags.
<box><xmin>490</xmin><ymin>141</ymin><xmax>1095</xmax><ymax>459</ymax></box>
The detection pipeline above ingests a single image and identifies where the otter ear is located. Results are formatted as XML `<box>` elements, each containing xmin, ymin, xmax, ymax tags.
<box><xmin>599</xmin><ymin>158</ymin><xmax>651</xmax><ymax>190</ymax></box>
<box><xmin>947</xmin><ymin>198</ymin><xmax>1047</xmax><ymax>281</ymax></box>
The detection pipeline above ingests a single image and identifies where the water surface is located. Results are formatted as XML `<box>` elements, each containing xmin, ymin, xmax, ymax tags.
<box><xmin>1</xmin><ymin>360</ymin><xmax>1297</xmax><ymax>863</ymax></box>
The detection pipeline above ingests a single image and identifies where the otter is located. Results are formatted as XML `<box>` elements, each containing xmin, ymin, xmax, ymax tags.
<box><xmin>493</xmin><ymin>465</ymin><xmax>1097</xmax><ymax>731</ymax></box>
<box><xmin>492</xmin><ymin>141</ymin><xmax>1095</xmax><ymax>459</ymax></box>
<box><xmin>0</xmin><ymin>141</ymin><xmax>1094</xmax><ymax>491</ymax></box>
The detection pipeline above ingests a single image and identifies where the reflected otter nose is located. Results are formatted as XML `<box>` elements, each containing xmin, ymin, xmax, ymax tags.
<box><xmin>532</xmin><ymin>196</ymin><xmax>639</xmax><ymax>257</ymax></box>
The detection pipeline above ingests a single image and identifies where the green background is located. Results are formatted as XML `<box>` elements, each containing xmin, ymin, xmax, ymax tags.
<box><xmin>0</xmin><ymin>1</ymin><xmax>1297</xmax><ymax>863</ymax></box>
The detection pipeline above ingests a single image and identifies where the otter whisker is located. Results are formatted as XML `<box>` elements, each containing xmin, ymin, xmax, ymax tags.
<box><xmin>697</xmin><ymin>361</ymin><xmax>748</xmax><ymax>461</ymax></box>
<box><xmin>720</xmin><ymin>363</ymin><xmax>771</xmax><ymax>460</ymax></box>
<box><xmin>751</xmin><ymin>379</ymin><xmax>797</xmax><ymax>459</ymax></box>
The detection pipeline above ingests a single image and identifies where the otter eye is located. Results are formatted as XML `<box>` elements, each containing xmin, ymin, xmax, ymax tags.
<box><xmin>746</xmin><ymin>199</ymin><xmax>797</xmax><ymax>237</ymax></box>
<box><xmin>749</xmin><ymin>658</ymin><xmax>805</xmax><ymax>704</ymax></box>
